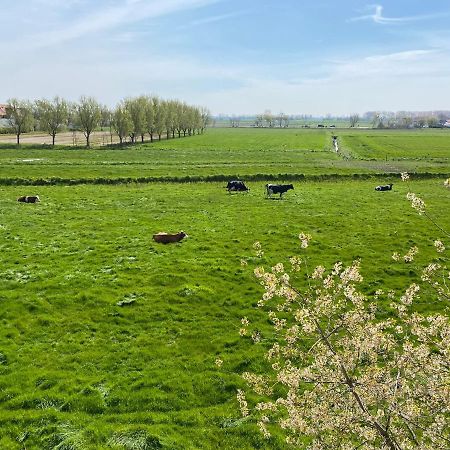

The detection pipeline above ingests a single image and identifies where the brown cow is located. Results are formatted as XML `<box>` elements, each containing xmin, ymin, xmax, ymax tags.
<box><xmin>17</xmin><ymin>195</ymin><xmax>40</xmax><ymax>203</ymax></box>
<box><xmin>153</xmin><ymin>231</ymin><xmax>187</xmax><ymax>244</ymax></box>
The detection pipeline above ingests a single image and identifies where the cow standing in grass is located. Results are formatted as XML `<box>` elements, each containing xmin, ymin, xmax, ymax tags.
<box><xmin>266</xmin><ymin>184</ymin><xmax>294</xmax><ymax>198</ymax></box>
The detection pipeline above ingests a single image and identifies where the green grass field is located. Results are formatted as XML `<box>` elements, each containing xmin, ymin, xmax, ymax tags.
<box><xmin>0</xmin><ymin>128</ymin><xmax>449</xmax><ymax>182</ymax></box>
<box><xmin>339</xmin><ymin>129</ymin><xmax>450</xmax><ymax>160</ymax></box>
<box><xmin>0</xmin><ymin>128</ymin><xmax>449</xmax><ymax>449</ymax></box>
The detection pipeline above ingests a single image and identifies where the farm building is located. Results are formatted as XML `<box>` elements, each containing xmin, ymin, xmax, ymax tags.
<box><xmin>0</xmin><ymin>104</ymin><xmax>7</xmax><ymax>118</ymax></box>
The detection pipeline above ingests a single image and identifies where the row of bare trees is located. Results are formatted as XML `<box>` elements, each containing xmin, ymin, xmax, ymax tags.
<box><xmin>254</xmin><ymin>110</ymin><xmax>290</xmax><ymax>128</ymax></box>
<box><xmin>5</xmin><ymin>96</ymin><xmax>210</xmax><ymax>146</ymax></box>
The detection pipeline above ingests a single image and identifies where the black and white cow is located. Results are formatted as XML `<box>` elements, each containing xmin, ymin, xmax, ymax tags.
<box><xmin>375</xmin><ymin>184</ymin><xmax>393</xmax><ymax>191</ymax></box>
<box><xmin>226</xmin><ymin>180</ymin><xmax>249</xmax><ymax>192</ymax></box>
<box><xmin>266</xmin><ymin>184</ymin><xmax>294</xmax><ymax>198</ymax></box>
<box><xmin>17</xmin><ymin>195</ymin><xmax>40</xmax><ymax>203</ymax></box>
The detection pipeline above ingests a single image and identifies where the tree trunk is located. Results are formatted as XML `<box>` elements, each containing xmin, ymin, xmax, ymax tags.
<box><xmin>166</xmin><ymin>131</ymin><xmax>170</xmax><ymax>139</ymax></box>
<box><xmin>86</xmin><ymin>134</ymin><xmax>90</xmax><ymax>147</ymax></box>
<box><xmin>141</xmin><ymin>134</ymin><xmax>145</xmax><ymax>143</ymax></box>
<box><xmin>52</xmin><ymin>133</ymin><xmax>56</xmax><ymax>146</ymax></box>
<box><xmin>178</xmin><ymin>131</ymin><xmax>181</xmax><ymax>138</ymax></box>
<box><xmin>16</xmin><ymin>133</ymin><xmax>20</xmax><ymax>145</ymax></box>
<box><xmin>158</xmin><ymin>133</ymin><xmax>161</xmax><ymax>141</ymax></box>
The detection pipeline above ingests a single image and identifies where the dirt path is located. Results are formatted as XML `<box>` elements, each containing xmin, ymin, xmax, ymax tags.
<box><xmin>0</xmin><ymin>131</ymin><xmax>121</xmax><ymax>146</ymax></box>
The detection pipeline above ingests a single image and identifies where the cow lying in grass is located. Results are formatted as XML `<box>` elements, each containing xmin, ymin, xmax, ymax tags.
<box><xmin>375</xmin><ymin>184</ymin><xmax>393</xmax><ymax>191</ymax></box>
<box><xmin>153</xmin><ymin>231</ymin><xmax>187</xmax><ymax>244</ymax></box>
<box><xmin>266</xmin><ymin>184</ymin><xmax>294</xmax><ymax>198</ymax></box>
<box><xmin>226</xmin><ymin>180</ymin><xmax>249</xmax><ymax>192</ymax></box>
<box><xmin>17</xmin><ymin>195</ymin><xmax>40</xmax><ymax>203</ymax></box>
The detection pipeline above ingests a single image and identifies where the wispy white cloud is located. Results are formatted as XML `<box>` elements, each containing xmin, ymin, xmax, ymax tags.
<box><xmin>186</xmin><ymin>10</ymin><xmax>247</xmax><ymax>27</ymax></box>
<box><xmin>14</xmin><ymin>0</ymin><xmax>220</xmax><ymax>49</ymax></box>
<box><xmin>349</xmin><ymin>4</ymin><xmax>448</xmax><ymax>25</ymax></box>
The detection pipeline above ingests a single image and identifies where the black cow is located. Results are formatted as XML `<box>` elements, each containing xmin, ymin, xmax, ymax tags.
<box><xmin>266</xmin><ymin>184</ymin><xmax>294</xmax><ymax>198</ymax></box>
<box><xmin>17</xmin><ymin>195</ymin><xmax>40</xmax><ymax>203</ymax></box>
<box><xmin>226</xmin><ymin>180</ymin><xmax>249</xmax><ymax>192</ymax></box>
<box><xmin>375</xmin><ymin>184</ymin><xmax>393</xmax><ymax>191</ymax></box>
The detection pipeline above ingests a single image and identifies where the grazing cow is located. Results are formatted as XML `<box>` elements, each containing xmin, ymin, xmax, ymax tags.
<box><xmin>153</xmin><ymin>231</ymin><xmax>187</xmax><ymax>244</ymax></box>
<box><xmin>375</xmin><ymin>184</ymin><xmax>393</xmax><ymax>191</ymax></box>
<box><xmin>226</xmin><ymin>180</ymin><xmax>249</xmax><ymax>192</ymax></box>
<box><xmin>17</xmin><ymin>195</ymin><xmax>40</xmax><ymax>203</ymax></box>
<box><xmin>266</xmin><ymin>184</ymin><xmax>294</xmax><ymax>198</ymax></box>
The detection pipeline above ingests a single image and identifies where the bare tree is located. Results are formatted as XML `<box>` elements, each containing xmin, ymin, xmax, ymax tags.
<box><xmin>153</xmin><ymin>97</ymin><xmax>166</xmax><ymax>140</ymax></box>
<box><xmin>255</xmin><ymin>115</ymin><xmax>264</xmax><ymax>127</ymax></box>
<box><xmin>6</xmin><ymin>98</ymin><xmax>34</xmax><ymax>145</ymax></box>
<box><xmin>200</xmin><ymin>106</ymin><xmax>210</xmax><ymax>133</ymax></box>
<box><xmin>349</xmin><ymin>114</ymin><xmax>360</xmax><ymax>128</ymax></box>
<box><xmin>76</xmin><ymin>96</ymin><xmax>102</xmax><ymax>147</ymax></box>
<box><xmin>112</xmin><ymin>103</ymin><xmax>132</xmax><ymax>145</ymax></box>
<box><xmin>124</xmin><ymin>96</ymin><xmax>146</xmax><ymax>143</ymax></box>
<box><xmin>35</xmin><ymin>97</ymin><xmax>69</xmax><ymax>146</ymax></box>
<box><xmin>263</xmin><ymin>110</ymin><xmax>275</xmax><ymax>128</ymax></box>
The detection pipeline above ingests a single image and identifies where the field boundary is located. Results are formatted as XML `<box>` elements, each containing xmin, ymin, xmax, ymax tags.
<box><xmin>1</xmin><ymin>172</ymin><xmax>449</xmax><ymax>186</ymax></box>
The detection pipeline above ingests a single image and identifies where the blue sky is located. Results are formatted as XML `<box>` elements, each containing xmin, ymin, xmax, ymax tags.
<box><xmin>1</xmin><ymin>0</ymin><xmax>450</xmax><ymax>115</ymax></box>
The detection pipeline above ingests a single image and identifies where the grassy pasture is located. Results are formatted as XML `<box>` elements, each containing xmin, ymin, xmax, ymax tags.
<box><xmin>0</xmin><ymin>179</ymin><xmax>449</xmax><ymax>449</ymax></box>
<box><xmin>0</xmin><ymin>128</ymin><xmax>449</xmax><ymax>183</ymax></box>
<box><xmin>0</xmin><ymin>127</ymin><xmax>449</xmax><ymax>448</ymax></box>
<box><xmin>339</xmin><ymin>129</ymin><xmax>450</xmax><ymax>160</ymax></box>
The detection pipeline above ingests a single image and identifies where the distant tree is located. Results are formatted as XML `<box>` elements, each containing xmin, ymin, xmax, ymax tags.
<box><xmin>153</xmin><ymin>97</ymin><xmax>166</xmax><ymax>140</ymax></box>
<box><xmin>349</xmin><ymin>114</ymin><xmax>360</xmax><ymax>128</ymax></box>
<box><xmin>76</xmin><ymin>96</ymin><xmax>102</xmax><ymax>147</ymax></box>
<box><xmin>200</xmin><ymin>107</ymin><xmax>211</xmax><ymax>133</ymax></box>
<box><xmin>124</xmin><ymin>96</ymin><xmax>147</xmax><ymax>143</ymax></box>
<box><xmin>255</xmin><ymin>114</ymin><xmax>264</xmax><ymax>127</ymax></box>
<box><xmin>35</xmin><ymin>97</ymin><xmax>69</xmax><ymax>146</ymax></box>
<box><xmin>192</xmin><ymin>107</ymin><xmax>202</xmax><ymax>135</ymax></box>
<box><xmin>372</xmin><ymin>113</ymin><xmax>384</xmax><ymax>129</ymax></box>
<box><xmin>400</xmin><ymin>115</ymin><xmax>413</xmax><ymax>129</ymax></box>
<box><xmin>144</xmin><ymin>96</ymin><xmax>155</xmax><ymax>142</ymax></box>
<box><xmin>164</xmin><ymin>100</ymin><xmax>175</xmax><ymax>139</ymax></box>
<box><xmin>427</xmin><ymin>116</ymin><xmax>439</xmax><ymax>128</ymax></box>
<box><xmin>263</xmin><ymin>110</ymin><xmax>275</xmax><ymax>128</ymax></box>
<box><xmin>230</xmin><ymin>116</ymin><xmax>240</xmax><ymax>128</ymax></box>
<box><xmin>112</xmin><ymin>103</ymin><xmax>132</xmax><ymax>145</ymax></box>
<box><xmin>416</xmin><ymin>117</ymin><xmax>426</xmax><ymax>128</ymax></box>
<box><xmin>6</xmin><ymin>98</ymin><xmax>34</xmax><ymax>145</ymax></box>
<box><xmin>100</xmin><ymin>106</ymin><xmax>114</xmax><ymax>144</ymax></box>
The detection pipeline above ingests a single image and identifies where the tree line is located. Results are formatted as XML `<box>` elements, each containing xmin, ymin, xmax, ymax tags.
<box><xmin>5</xmin><ymin>96</ymin><xmax>210</xmax><ymax>146</ymax></box>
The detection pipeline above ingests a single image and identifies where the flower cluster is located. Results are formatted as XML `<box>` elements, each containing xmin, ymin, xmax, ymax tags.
<box><xmin>298</xmin><ymin>232</ymin><xmax>312</xmax><ymax>248</ymax></box>
<box><xmin>406</xmin><ymin>192</ymin><xmax>426</xmax><ymax>215</ymax></box>
<box><xmin>237</xmin><ymin>236</ymin><xmax>450</xmax><ymax>449</ymax></box>
<box><xmin>434</xmin><ymin>239</ymin><xmax>445</xmax><ymax>253</ymax></box>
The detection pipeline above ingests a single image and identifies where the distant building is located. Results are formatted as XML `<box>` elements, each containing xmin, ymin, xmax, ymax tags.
<box><xmin>0</xmin><ymin>104</ymin><xmax>7</xmax><ymax>118</ymax></box>
<box><xmin>444</xmin><ymin>120</ymin><xmax>450</xmax><ymax>128</ymax></box>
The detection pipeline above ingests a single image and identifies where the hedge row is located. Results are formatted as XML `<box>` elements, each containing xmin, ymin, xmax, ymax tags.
<box><xmin>1</xmin><ymin>172</ymin><xmax>449</xmax><ymax>186</ymax></box>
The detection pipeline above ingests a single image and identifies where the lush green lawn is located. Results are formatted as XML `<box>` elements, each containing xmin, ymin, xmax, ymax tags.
<box><xmin>1</xmin><ymin>178</ymin><xmax>449</xmax><ymax>449</ymax></box>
